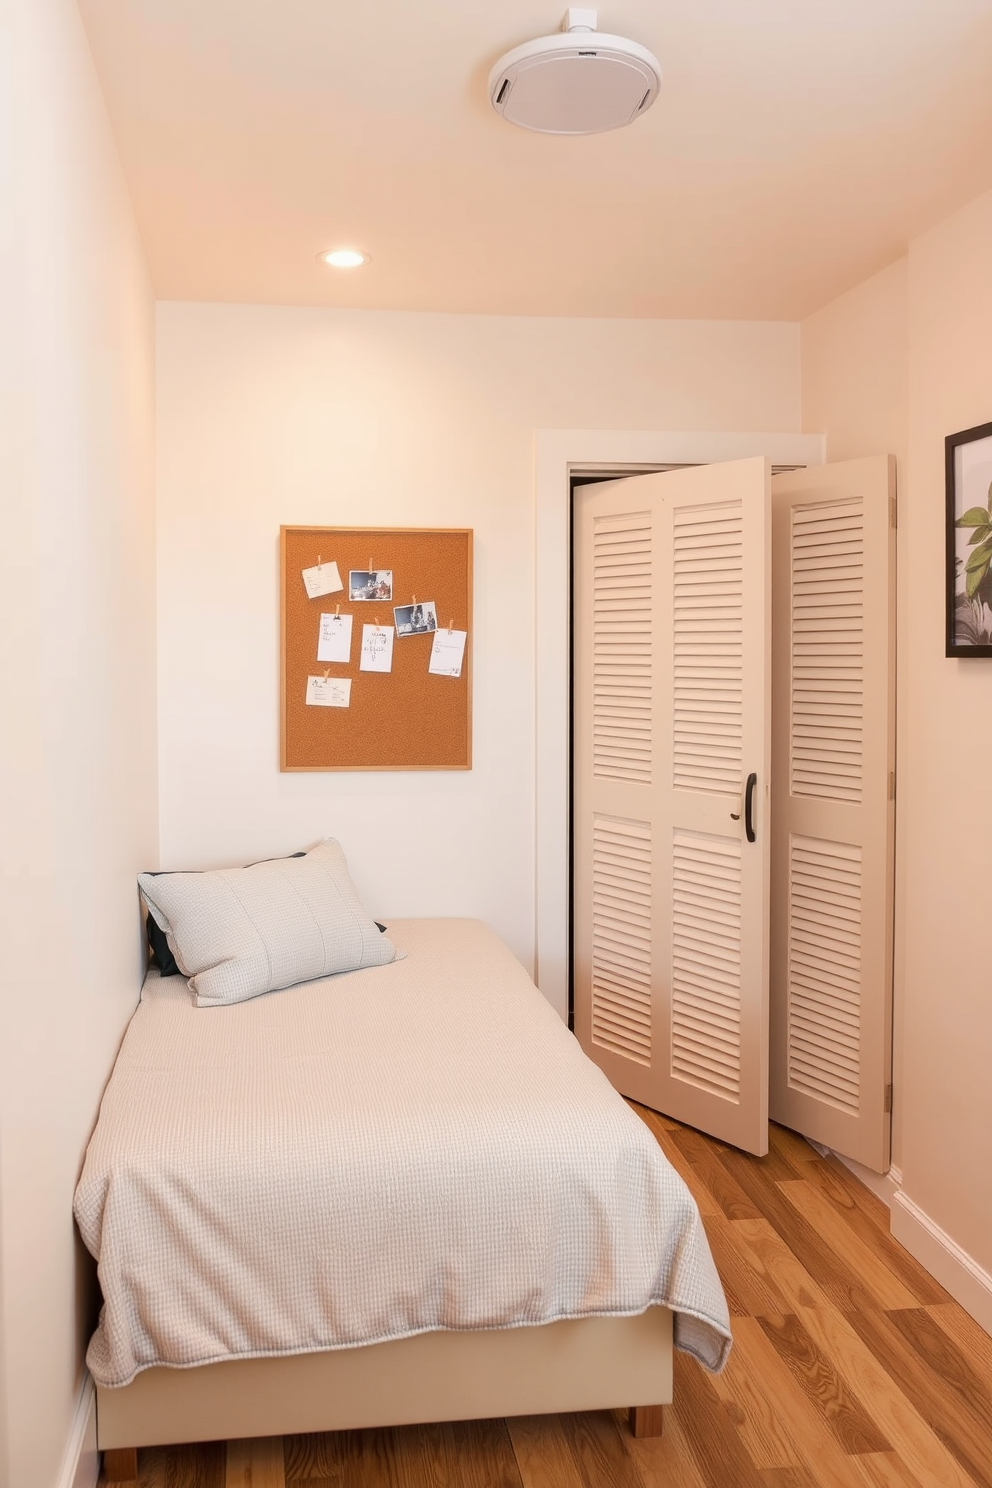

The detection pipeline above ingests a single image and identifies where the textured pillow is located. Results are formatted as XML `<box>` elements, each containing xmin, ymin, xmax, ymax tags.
<box><xmin>138</xmin><ymin>839</ymin><xmax>397</xmax><ymax>1007</ymax></box>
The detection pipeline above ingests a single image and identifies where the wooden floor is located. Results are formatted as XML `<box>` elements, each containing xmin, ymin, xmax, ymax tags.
<box><xmin>109</xmin><ymin>1108</ymin><xmax>992</xmax><ymax>1488</ymax></box>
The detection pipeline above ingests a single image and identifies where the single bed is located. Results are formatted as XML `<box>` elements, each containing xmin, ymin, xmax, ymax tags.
<box><xmin>75</xmin><ymin>916</ymin><xmax>730</xmax><ymax>1479</ymax></box>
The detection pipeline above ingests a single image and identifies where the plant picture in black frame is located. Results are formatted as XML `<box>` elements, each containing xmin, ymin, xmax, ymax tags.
<box><xmin>947</xmin><ymin>420</ymin><xmax>992</xmax><ymax>656</ymax></box>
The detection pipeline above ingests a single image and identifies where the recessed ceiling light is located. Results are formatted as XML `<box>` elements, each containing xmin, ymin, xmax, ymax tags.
<box><xmin>320</xmin><ymin>248</ymin><xmax>370</xmax><ymax>269</ymax></box>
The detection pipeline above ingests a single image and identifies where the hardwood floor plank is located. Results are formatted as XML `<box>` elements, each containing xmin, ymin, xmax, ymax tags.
<box><xmin>506</xmin><ymin>1415</ymin><xmax>586</xmax><ymax>1488</ymax></box>
<box><xmin>755</xmin><ymin>1313</ymin><xmax>890</xmax><ymax>1454</ymax></box>
<box><xmin>849</xmin><ymin>1452</ymin><xmax>928</xmax><ymax>1488</ymax></box>
<box><xmin>434</xmin><ymin>1419</ymin><xmax>523</xmax><ymax>1488</ymax></box>
<box><xmin>729</xmin><ymin>1216</ymin><xmax>830</xmax><ymax>1315</ymax></box>
<box><xmin>670</xmin><ymin>1352</ymin><xmax>768</xmax><ymax>1488</ymax></box>
<box><xmin>670</xmin><ymin>1127</ymin><xmax>764</xmax><ymax>1222</ymax></box>
<box><xmin>702</xmin><ymin>1211</ymin><xmax>793</xmax><ymax>1319</ymax></box>
<box><xmin>844</xmin><ymin>1307</ymin><xmax>992</xmax><ymax>1488</ymax></box>
<box><xmin>776</xmin><ymin>1182</ymin><xmax>919</xmax><ymax>1313</ymax></box>
<box><xmin>717</xmin><ymin>1151</ymin><xmax>881</xmax><ymax>1313</ymax></box>
<box><xmin>284</xmin><ymin>1432</ymin><xmax>344</xmax><ymax>1480</ymax></box>
<box><xmin>767</xmin><ymin>1124</ymin><xmax>822</xmax><ymax>1177</ymax></box>
<box><xmin>706</xmin><ymin>1320</ymin><xmax>805</xmax><ymax>1471</ymax></box>
<box><xmin>758</xmin><ymin>1469</ymin><xmax>820</xmax><ymax>1488</ymax></box>
<box><xmin>726</xmin><ymin>1317</ymin><xmax>865</xmax><ymax>1488</ymax></box>
<box><xmin>226</xmin><ymin>1437</ymin><xmax>286</xmax><ymax>1488</ymax></box>
<box><xmin>782</xmin><ymin>1302</ymin><xmax>980</xmax><ymax>1488</ymax></box>
<box><xmin>927</xmin><ymin>1301</ymin><xmax>992</xmax><ymax>1380</ymax></box>
<box><xmin>801</xmin><ymin>1164</ymin><xmax>947</xmax><ymax>1307</ymax></box>
<box><xmin>557</xmin><ymin>1410</ymin><xmax>644</xmax><ymax>1488</ymax></box>
<box><xmin>624</xmin><ymin>1405</ymin><xmax>710</xmax><ymax>1488</ymax></box>
<box><xmin>135</xmin><ymin>1442</ymin><xmax>225</xmax><ymax>1488</ymax></box>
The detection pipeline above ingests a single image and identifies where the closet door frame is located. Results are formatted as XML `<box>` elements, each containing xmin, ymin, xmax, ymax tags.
<box><xmin>534</xmin><ymin>429</ymin><xmax>824</xmax><ymax>1023</ymax></box>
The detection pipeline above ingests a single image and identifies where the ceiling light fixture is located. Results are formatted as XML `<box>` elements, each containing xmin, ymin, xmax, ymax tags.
<box><xmin>320</xmin><ymin>248</ymin><xmax>370</xmax><ymax>269</ymax></box>
<box><xmin>489</xmin><ymin>8</ymin><xmax>660</xmax><ymax>136</ymax></box>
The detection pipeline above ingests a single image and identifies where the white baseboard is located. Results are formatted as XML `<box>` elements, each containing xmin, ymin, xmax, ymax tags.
<box><xmin>57</xmin><ymin>1374</ymin><xmax>98</xmax><ymax>1488</ymax></box>
<box><xmin>891</xmin><ymin>1190</ymin><xmax>992</xmax><ymax>1336</ymax></box>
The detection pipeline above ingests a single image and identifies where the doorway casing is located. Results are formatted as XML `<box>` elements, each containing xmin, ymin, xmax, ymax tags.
<box><xmin>533</xmin><ymin>428</ymin><xmax>825</xmax><ymax>1022</ymax></box>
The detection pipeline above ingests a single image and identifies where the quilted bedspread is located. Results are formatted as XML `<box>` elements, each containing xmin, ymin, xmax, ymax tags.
<box><xmin>74</xmin><ymin>918</ymin><xmax>731</xmax><ymax>1387</ymax></box>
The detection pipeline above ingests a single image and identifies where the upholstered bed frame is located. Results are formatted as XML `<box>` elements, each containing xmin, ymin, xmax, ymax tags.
<box><xmin>99</xmin><ymin>1308</ymin><xmax>671</xmax><ymax>1479</ymax></box>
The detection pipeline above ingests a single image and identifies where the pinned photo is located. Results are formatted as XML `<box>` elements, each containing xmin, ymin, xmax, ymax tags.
<box><xmin>350</xmin><ymin>570</ymin><xmax>393</xmax><ymax>602</ymax></box>
<box><xmin>394</xmin><ymin>600</ymin><xmax>437</xmax><ymax>636</ymax></box>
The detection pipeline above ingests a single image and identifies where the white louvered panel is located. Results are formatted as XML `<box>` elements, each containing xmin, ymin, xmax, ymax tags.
<box><xmin>787</xmin><ymin>835</ymin><xmax>862</xmax><ymax>1115</ymax></box>
<box><xmin>593</xmin><ymin>512</ymin><xmax>652</xmax><ymax>784</ymax></box>
<box><xmin>791</xmin><ymin>502</ymin><xmax>864</xmax><ymax>804</ymax></box>
<box><xmin>671</xmin><ymin>832</ymin><xmax>742</xmax><ymax>1100</ymax></box>
<box><xmin>673</xmin><ymin>502</ymin><xmax>743</xmax><ymax>795</ymax></box>
<box><xmin>591</xmin><ymin>815</ymin><xmax>652</xmax><ymax>1065</ymax></box>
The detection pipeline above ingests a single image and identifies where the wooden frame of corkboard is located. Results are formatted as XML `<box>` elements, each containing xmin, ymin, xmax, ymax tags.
<box><xmin>280</xmin><ymin>526</ymin><xmax>472</xmax><ymax>771</ymax></box>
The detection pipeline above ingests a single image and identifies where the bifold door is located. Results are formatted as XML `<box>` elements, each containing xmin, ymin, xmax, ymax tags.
<box><xmin>769</xmin><ymin>457</ymin><xmax>896</xmax><ymax>1172</ymax></box>
<box><xmin>572</xmin><ymin>458</ymin><xmax>772</xmax><ymax>1156</ymax></box>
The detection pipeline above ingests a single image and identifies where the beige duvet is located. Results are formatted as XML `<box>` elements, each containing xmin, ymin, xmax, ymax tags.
<box><xmin>74</xmin><ymin>918</ymin><xmax>731</xmax><ymax>1388</ymax></box>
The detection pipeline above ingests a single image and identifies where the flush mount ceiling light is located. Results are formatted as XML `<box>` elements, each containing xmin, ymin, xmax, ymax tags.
<box><xmin>320</xmin><ymin>248</ymin><xmax>370</xmax><ymax>268</ymax></box>
<box><xmin>489</xmin><ymin>8</ymin><xmax>660</xmax><ymax>136</ymax></box>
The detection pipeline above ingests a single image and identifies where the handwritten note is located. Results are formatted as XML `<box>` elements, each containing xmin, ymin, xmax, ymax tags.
<box><xmin>428</xmin><ymin>629</ymin><xmax>467</xmax><ymax>678</ymax></box>
<box><xmin>317</xmin><ymin>612</ymin><xmax>353</xmax><ymax>663</ymax></box>
<box><xmin>360</xmin><ymin>624</ymin><xmax>394</xmax><ymax>673</ymax></box>
<box><xmin>302</xmin><ymin>559</ymin><xmax>343</xmax><ymax>600</ymax></box>
<box><xmin>305</xmin><ymin>676</ymin><xmax>352</xmax><ymax>708</ymax></box>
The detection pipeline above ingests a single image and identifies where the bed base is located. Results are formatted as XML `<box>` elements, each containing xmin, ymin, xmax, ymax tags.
<box><xmin>98</xmin><ymin>1308</ymin><xmax>672</xmax><ymax>1477</ymax></box>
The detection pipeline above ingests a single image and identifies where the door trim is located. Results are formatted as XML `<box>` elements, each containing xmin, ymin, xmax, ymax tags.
<box><xmin>534</xmin><ymin>428</ymin><xmax>825</xmax><ymax>1021</ymax></box>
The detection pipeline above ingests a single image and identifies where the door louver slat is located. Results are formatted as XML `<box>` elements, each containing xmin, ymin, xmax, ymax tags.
<box><xmin>673</xmin><ymin>504</ymin><xmax>743</xmax><ymax>794</ymax></box>
<box><xmin>593</xmin><ymin>514</ymin><xmax>652</xmax><ymax>784</ymax></box>
<box><xmin>791</xmin><ymin>502</ymin><xmax>864</xmax><ymax>804</ymax></box>
<box><xmin>787</xmin><ymin>835</ymin><xmax>861</xmax><ymax>1115</ymax></box>
<box><xmin>591</xmin><ymin>816</ymin><xmax>652</xmax><ymax>1065</ymax></box>
<box><xmin>671</xmin><ymin>831</ymin><xmax>742</xmax><ymax>1100</ymax></box>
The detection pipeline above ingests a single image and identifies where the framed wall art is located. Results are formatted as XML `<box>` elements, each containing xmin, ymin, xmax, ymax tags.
<box><xmin>946</xmin><ymin>420</ymin><xmax>992</xmax><ymax>657</ymax></box>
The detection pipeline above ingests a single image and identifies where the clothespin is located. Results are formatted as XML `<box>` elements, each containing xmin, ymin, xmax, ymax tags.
<box><xmin>369</xmin><ymin>556</ymin><xmax>373</xmax><ymax>573</ymax></box>
<box><xmin>317</xmin><ymin>555</ymin><xmax>322</xmax><ymax>569</ymax></box>
<box><xmin>448</xmin><ymin>617</ymin><xmax>454</xmax><ymax>634</ymax></box>
<box><xmin>412</xmin><ymin>594</ymin><xmax>417</xmax><ymax>605</ymax></box>
<box><xmin>323</xmin><ymin>669</ymin><xmax>330</xmax><ymax>679</ymax></box>
<box><xmin>335</xmin><ymin>604</ymin><xmax>340</xmax><ymax>617</ymax></box>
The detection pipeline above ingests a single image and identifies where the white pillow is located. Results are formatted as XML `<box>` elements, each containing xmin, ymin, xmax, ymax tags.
<box><xmin>138</xmin><ymin>839</ymin><xmax>397</xmax><ymax>1007</ymax></box>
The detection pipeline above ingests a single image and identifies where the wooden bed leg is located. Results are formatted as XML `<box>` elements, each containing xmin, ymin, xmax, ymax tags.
<box><xmin>629</xmin><ymin>1404</ymin><xmax>666</xmax><ymax>1438</ymax></box>
<box><xmin>102</xmin><ymin>1446</ymin><xmax>138</xmax><ymax>1482</ymax></box>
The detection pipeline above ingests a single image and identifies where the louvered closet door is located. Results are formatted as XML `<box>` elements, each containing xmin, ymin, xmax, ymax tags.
<box><xmin>770</xmin><ymin>457</ymin><xmax>896</xmax><ymax>1171</ymax></box>
<box><xmin>573</xmin><ymin>459</ymin><xmax>772</xmax><ymax>1156</ymax></box>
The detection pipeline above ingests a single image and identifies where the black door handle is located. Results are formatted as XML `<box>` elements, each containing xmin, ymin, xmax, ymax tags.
<box><xmin>744</xmin><ymin>772</ymin><xmax>757</xmax><ymax>843</ymax></box>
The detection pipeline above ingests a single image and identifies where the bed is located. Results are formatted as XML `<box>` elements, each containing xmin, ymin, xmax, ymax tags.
<box><xmin>75</xmin><ymin>902</ymin><xmax>730</xmax><ymax>1481</ymax></box>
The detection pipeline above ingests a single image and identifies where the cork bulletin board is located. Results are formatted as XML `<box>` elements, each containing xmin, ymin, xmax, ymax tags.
<box><xmin>280</xmin><ymin>526</ymin><xmax>473</xmax><ymax>771</ymax></box>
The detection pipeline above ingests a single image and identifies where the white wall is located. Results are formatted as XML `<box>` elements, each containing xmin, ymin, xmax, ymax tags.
<box><xmin>156</xmin><ymin>304</ymin><xmax>800</xmax><ymax>966</ymax></box>
<box><xmin>0</xmin><ymin>2</ymin><xmax>158</xmax><ymax>1485</ymax></box>
<box><xmin>896</xmin><ymin>190</ymin><xmax>992</xmax><ymax>1315</ymax></box>
<box><xmin>801</xmin><ymin>194</ymin><xmax>992</xmax><ymax>1330</ymax></box>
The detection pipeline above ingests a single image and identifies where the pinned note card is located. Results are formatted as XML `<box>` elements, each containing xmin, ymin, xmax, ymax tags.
<box><xmin>306</xmin><ymin>676</ymin><xmax>352</xmax><ymax>708</ymax></box>
<box><xmin>428</xmin><ymin>629</ymin><xmax>467</xmax><ymax>678</ymax></box>
<box><xmin>317</xmin><ymin>612</ymin><xmax>353</xmax><ymax>663</ymax></box>
<box><xmin>302</xmin><ymin>559</ymin><xmax>343</xmax><ymax>600</ymax></box>
<box><xmin>360</xmin><ymin>624</ymin><xmax>394</xmax><ymax>673</ymax></box>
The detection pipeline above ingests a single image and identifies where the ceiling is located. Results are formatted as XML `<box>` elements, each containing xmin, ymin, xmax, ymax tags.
<box><xmin>78</xmin><ymin>0</ymin><xmax>992</xmax><ymax>319</ymax></box>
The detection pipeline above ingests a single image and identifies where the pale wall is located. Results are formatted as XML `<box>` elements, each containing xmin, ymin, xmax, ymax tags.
<box><xmin>800</xmin><ymin>259</ymin><xmax>909</xmax><ymax>1174</ymax></box>
<box><xmin>0</xmin><ymin>2</ymin><xmax>158</xmax><ymax>1485</ymax></box>
<box><xmin>155</xmin><ymin>305</ymin><xmax>801</xmax><ymax>966</ymax></box>
<box><xmin>899</xmin><ymin>191</ymin><xmax>992</xmax><ymax>1282</ymax></box>
<box><xmin>801</xmin><ymin>196</ymin><xmax>992</xmax><ymax>1318</ymax></box>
